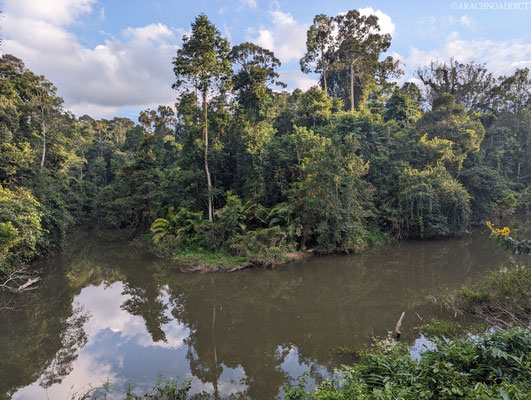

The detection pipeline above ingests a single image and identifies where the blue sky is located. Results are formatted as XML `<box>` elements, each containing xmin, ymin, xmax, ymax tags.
<box><xmin>1</xmin><ymin>0</ymin><xmax>530</xmax><ymax>119</ymax></box>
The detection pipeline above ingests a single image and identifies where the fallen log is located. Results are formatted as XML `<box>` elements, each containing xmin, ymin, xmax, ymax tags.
<box><xmin>16</xmin><ymin>277</ymin><xmax>40</xmax><ymax>292</ymax></box>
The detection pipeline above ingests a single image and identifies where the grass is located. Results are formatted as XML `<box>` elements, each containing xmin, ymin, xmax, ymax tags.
<box><xmin>142</xmin><ymin>235</ymin><xmax>303</xmax><ymax>272</ymax></box>
<box><xmin>69</xmin><ymin>375</ymin><xmax>191</xmax><ymax>399</ymax></box>
<box><xmin>419</xmin><ymin>318</ymin><xmax>461</xmax><ymax>338</ymax></box>
<box><xmin>171</xmin><ymin>246</ymin><xmax>250</xmax><ymax>272</ymax></box>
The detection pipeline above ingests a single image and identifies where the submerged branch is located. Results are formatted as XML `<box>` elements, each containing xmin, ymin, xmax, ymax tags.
<box><xmin>0</xmin><ymin>270</ymin><xmax>40</xmax><ymax>293</ymax></box>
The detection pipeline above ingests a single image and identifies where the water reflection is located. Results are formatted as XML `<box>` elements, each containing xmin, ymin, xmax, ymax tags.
<box><xmin>0</xmin><ymin>230</ymin><xmax>525</xmax><ymax>399</ymax></box>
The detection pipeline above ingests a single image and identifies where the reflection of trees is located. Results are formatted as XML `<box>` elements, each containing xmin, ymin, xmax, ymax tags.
<box><xmin>39</xmin><ymin>303</ymin><xmax>90</xmax><ymax>388</ymax></box>
<box><xmin>0</xmin><ymin>231</ymin><xmax>152</xmax><ymax>398</ymax></box>
<box><xmin>0</xmin><ymin>264</ymin><xmax>87</xmax><ymax>397</ymax></box>
<box><xmin>65</xmin><ymin>231</ymin><xmax>173</xmax><ymax>343</ymax></box>
<box><xmin>167</xmin><ymin>273</ymin><xmax>303</xmax><ymax>399</ymax></box>
<box><xmin>121</xmin><ymin>283</ymin><xmax>170</xmax><ymax>343</ymax></box>
<box><xmin>0</xmin><ymin>230</ymin><xmax>516</xmax><ymax>399</ymax></box>
<box><xmin>159</xmin><ymin>231</ymin><xmax>511</xmax><ymax>398</ymax></box>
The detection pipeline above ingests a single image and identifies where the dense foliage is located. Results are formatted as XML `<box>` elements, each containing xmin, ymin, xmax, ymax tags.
<box><xmin>0</xmin><ymin>10</ymin><xmax>529</xmax><ymax>275</ymax></box>
<box><xmin>285</xmin><ymin>328</ymin><xmax>531</xmax><ymax>399</ymax></box>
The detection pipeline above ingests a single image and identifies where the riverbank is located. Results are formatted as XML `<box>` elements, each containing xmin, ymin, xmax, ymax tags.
<box><xmin>137</xmin><ymin>216</ymin><xmax>526</xmax><ymax>274</ymax></box>
<box><xmin>135</xmin><ymin>228</ymin><xmax>395</xmax><ymax>272</ymax></box>
<box><xmin>165</xmin><ymin>248</ymin><xmax>314</xmax><ymax>273</ymax></box>
<box><xmin>135</xmin><ymin>234</ymin><xmax>315</xmax><ymax>272</ymax></box>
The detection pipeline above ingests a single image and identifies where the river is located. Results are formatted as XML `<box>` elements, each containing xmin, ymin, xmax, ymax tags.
<box><xmin>0</xmin><ymin>229</ymin><xmax>523</xmax><ymax>399</ymax></box>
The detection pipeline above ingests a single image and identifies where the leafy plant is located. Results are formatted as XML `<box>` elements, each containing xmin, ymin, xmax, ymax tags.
<box><xmin>150</xmin><ymin>207</ymin><xmax>204</xmax><ymax>245</ymax></box>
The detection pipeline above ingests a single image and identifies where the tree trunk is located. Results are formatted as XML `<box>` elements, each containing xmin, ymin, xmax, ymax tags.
<box><xmin>203</xmin><ymin>90</ymin><xmax>213</xmax><ymax>222</ymax></box>
<box><xmin>350</xmin><ymin>62</ymin><xmax>355</xmax><ymax>112</ymax></box>
<box><xmin>321</xmin><ymin>47</ymin><xmax>328</xmax><ymax>97</ymax></box>
<box><xmin>40</xmin><ymin>106</ymin><xmax>46</xmax><ymax>170</ymax></box>
<box><xmin>195</xmin><ymin>84</ymin><xmax>198</xmax><ymax>109</ymax></box>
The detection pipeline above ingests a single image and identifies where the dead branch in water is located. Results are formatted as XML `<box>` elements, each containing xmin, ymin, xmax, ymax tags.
<box><xmin>394</xmin><ymin>311</ymin><xmax>406</xmax><ymax>339</ymax></box>
<box><xmin>0</xmin><ymin>270</ymin><xmax>40</xmax><ymax>293</ymax></box>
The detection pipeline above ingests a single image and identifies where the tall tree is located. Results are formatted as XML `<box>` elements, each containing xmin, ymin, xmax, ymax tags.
<box><xmin>486</xmin><ymin>67</ymin><xmax>530</xmax><ymax>113</ymax></box>
<box><xmin>416</xmin><ymin>59</ymin><xmax>495</xmax><ymax>111</ymax></box>
<box><xmin>32</xmin><ymin>77</ymin><xmax>63</xmax><ymax>171</ymax></box>
<box><xmin>229</xmin><ymin>42</ymin><xmax>285</xmax><ymax>122</ymax></box>
<box><xmin>172</xmin><ymin>14</ymin><xmax>231</xmax><ymax>222</ymax></box>
<box><xmin>333</xmin><ymin>10</ymin><xmax>394</xmax><ymax>111</ymax></box>
<box><xmin>299</xmin><ymin>14</ymin><xmax>335</xmax><ymax>96</ymax></box>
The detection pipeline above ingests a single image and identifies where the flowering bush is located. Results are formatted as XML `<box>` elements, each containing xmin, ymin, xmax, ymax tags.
<box><xmin>486</xmin><ymin>221</ymin><xmax>530</xmax><ymax>254</ymax></box>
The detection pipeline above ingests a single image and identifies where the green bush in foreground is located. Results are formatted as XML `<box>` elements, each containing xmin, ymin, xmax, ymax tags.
<box><xmin>285</xmin><ymin>328</ymin><xmax>531</xmax><ymax>400</ymax></box>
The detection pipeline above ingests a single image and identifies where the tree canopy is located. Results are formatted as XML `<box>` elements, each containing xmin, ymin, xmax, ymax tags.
<box><xmin>0</xmin><ymin>10</ymin><xmax>529</xmax><ymax>277</ymax></box>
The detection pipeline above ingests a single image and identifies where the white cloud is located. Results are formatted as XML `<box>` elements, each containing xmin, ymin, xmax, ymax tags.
<box><xmin>279</xmin><ymin>70</ymin><xmax>319</xmax><ymax>91</ymax></box>
<box><xmin>407</xmin><ymin>38</ymin><xmax>531</xmax><ymax>77</ymax></box>
<box><xmin>358</xmin><ymin>7</ymin><xmax>395</xmax><ymax>36</ymax></box>
<box><xmin>460</xmin><ymin>15</ymin><xmax>475</xmax><ymax>28</ymax></box>
<box><xmin>13</xmin><ymin>352</ymin><xmax>117</xmax><ymax>399</ymax></box>
<box><xmin>98</xmin><ymin>6</ymin><xmax>105</xmax><ymax>21</ymax></box>
<box><xmin>3</xmin><ymin>0</ymin><xmax>97</xmax><ymax>26</ymax></box>
<box><xmin>400</xmin><ymin>13</ymin><xmax>529</xmax><ymax>85</ymax></box>
<box><xmin>389</xmin><ymin>51</ymin><xmax>404</xmax><ymax>64</ymax></box>
<box><xmin>417</xmin><ymin>15</ymin><xmax>477</xmax><ymax>40</ymax></box>
<box><xmin>240</xmin><ymin>0</ymin><xmax>257</xmax><ymax>9</ymax></box>
<box><xmin>405</xmin><ymin>76</ymin><xmax>423</xmax><ymax>86</ymax></box>
<box><xmin>246</xmin><ymin>10</ymin><xmax>308</xmax><ymax>63</ymax></box>
<box><xmin>1</xmin><ymin>2</ymin><xmax>181</xmax><ymax>118</ymax></box>
<box><xmin>122</xmin><ymin>23</ymin><xmax>175</xmax><ymax>42</ymax></box>
<box><xmin>447</xmin><ymin>30</ymin><xmax>460</xmax><ymax>41</ymax></box>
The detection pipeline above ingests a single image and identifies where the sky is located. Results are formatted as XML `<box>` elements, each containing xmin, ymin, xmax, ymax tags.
<box><xmin>1</xmin><ymin>0</ymin><xmax>530</xmax><ymax>119</ymax></box>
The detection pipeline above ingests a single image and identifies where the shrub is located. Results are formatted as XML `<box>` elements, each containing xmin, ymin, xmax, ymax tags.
<box><xmin>486</xmin><ymin>221</ymin><xmax>530</xmax><ymax>254</ymax></box>
<box><xmin>150</xmin><ymin>207</ymin><xmax>205</xmax><ymax>246</ymax></box>
<box><xmin>441</xmin><ymin>266</ymin><xmax>530</xmax><ymax>328</ymax></box>
<box><xmin>228</xmin><ymin>226</ymin><xmax>294</xmax><ymax>257</ymax></box>
<box><xmin>285</xmin><ymin>328</ymin><xmax>531</xmax><ymax>399</ymax></box>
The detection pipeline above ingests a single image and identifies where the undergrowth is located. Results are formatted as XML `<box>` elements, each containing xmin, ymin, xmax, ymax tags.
<box><xmin>285</xmin><ymin>328</ymin><xmax>531</xmax><ymax>399</ymax></box>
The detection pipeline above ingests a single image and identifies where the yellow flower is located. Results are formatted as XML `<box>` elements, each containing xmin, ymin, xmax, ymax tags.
<box><xmin>493</xmin><ymin>226</ymin><xmax>511</xmax><ymax>236</ymax></box>
<box><xmin>486</xmin><ymin>221</ymin><xmax>494</xmax><ymax>231</ymax></box>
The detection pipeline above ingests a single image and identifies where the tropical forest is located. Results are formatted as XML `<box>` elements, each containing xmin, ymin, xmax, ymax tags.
<box><xmin>0</xmin><ymin>2</ymin><xmax>529</xmax><ymax>399</ymax></box>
